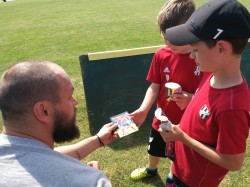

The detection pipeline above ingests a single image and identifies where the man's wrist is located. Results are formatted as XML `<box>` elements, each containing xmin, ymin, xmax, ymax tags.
<box><xmin>96</xmin><ymin>135</ymin><xmax>105</xmax><ymax>148</ymax></box>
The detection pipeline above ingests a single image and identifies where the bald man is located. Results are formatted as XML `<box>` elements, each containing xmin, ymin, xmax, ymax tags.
<box><xmin>0</xmin><ymin>61</ymin><xmax>118</xmax><ymax>187</ymax></box>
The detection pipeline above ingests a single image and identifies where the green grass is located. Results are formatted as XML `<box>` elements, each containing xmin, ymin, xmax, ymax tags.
<box><xmin>0</xmin><ymin>0</ymin><xmax>250</xmax><ymax>186</ymax></box>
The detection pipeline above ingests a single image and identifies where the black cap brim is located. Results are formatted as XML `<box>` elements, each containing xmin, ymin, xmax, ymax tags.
<box><xmin>165</xmin><ymin>24</ymin><xmax>200</xmax><ymax>46</ymax></box>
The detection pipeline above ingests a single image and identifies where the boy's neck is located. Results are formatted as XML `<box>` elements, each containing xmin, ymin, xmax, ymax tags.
<box><xmin>168</xmin><ymin>46</ymin><xmax>192</xmax><ymax>55</ymax></box>
<box><xmin>210</xmin><ymin>69</ymin><xmax>243</xmax><ymax>89</ymax></box>
<box><xmin>210</xmin><ymin>54</ymin><xmax>243</xmax><ymax>89</ymax></box>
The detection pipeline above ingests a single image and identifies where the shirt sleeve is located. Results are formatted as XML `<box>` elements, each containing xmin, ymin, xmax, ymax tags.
<box><xmin>146</xmin><ymin>53</ymin><xmax>161</xmax><ymax>84</ymax></box>
<box><xmin>216</xmin><ymin>110</ymin><xmax>249</xmax><ymax>154</ymax></box>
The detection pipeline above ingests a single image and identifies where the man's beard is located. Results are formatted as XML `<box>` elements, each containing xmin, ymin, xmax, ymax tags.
<box><xmin>53</xmin><ymin>108</ymin><xmax>80</xmax><ymax>143</ymax></box>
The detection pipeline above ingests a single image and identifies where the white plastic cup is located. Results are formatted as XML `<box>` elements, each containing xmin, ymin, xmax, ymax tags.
<box><xmin>165</xmin><ymin>82</ymin><xmax>182</xmax><ymax>101</ymax></box>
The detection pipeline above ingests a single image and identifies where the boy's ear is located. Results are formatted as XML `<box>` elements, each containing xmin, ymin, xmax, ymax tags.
<box><xmin>219</xmin><ymin>47</ymin><xmax>225</xmax><ymax>53</ymax></box>
<box><xmin>217</xmin><ymin>40</ymin><xmax>230</xmax><ymax>54</ymax></box>
<box><xmin>33</xmin><ymin>101</ymin><xmax>53</xmax><ymax>124</ymax></box>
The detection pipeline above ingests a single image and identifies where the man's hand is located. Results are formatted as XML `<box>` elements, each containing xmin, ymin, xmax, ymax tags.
<box><xmin>96</xmin><ymin>123</ymin><xmax>118</xmax><ymax>146</ymax></box>
<box><xmin>87</xmin><ymin>161</ymin><xmax>99</xmax><ymax>169</ymax></box>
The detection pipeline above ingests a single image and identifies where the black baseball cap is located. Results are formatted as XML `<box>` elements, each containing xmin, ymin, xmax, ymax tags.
<box><xmin>165</xmin><ymin>0</ymin><xmax>250</xmax><ymax>46</ymax></box>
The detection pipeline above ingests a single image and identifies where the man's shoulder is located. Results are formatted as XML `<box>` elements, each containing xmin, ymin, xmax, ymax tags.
<box><xmin>2</xmin><ymin>149</ymin><xmax>110</xmax><ymax>186</ymax></box>
<box><xmin>0</xmin><ymin>136</ymin><xmax>111</xmax><ymax>186</ymax></box>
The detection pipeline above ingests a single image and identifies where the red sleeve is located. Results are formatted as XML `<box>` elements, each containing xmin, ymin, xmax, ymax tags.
<box><xmin>216</xmin><ymin>110</ymin><xmax>249</xmax><ymax>154</ymax></box>
<box><xmin>146</xmin><ymin>53</ymin><xmax>161</xmax><ymax>84</ymax></box>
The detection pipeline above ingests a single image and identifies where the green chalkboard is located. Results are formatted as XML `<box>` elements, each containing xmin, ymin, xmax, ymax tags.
<box><xmin>79</xmin><ymin>46</ymin><xmax>162</xmax><ymax>135</ymax></box>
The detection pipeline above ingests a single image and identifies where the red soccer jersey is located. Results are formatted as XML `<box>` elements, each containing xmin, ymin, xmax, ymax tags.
<box><xmin>173</xmin><ymin>75</ymin><xmax>250</xmax><ymax>187</ymax></box>
<box><xmin>147</xmin><ymin>47</ymin><xmax>203</xmax><ymax>130</ymax></box>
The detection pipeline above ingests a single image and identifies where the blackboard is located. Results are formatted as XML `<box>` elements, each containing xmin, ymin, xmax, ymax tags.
<box><xmin>79</xmin><ymin>46</ymin><xmax>162</xmax><ymax>135</ymax></box>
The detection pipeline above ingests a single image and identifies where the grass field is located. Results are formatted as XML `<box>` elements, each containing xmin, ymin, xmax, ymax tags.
<box><xmin>0</xmin><ymin>0</ymin><xmax>250</xmax><ymax>186</ymax></box>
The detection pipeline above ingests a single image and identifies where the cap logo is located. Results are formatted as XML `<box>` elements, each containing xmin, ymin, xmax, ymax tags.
<box><xmin>213</xmin><ymin>29</ymin><xmax>224</xmax><ymax>39</ymax></box>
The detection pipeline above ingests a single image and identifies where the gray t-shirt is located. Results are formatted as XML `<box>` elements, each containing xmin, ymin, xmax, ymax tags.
<box><xmin>0</xmin><ymin>134</ymin><xmax>112</xmax><ymax>187</ymax></box>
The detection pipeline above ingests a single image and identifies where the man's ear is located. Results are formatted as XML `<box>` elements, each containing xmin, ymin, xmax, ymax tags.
<box><xmin>33</xmin><ymin>101</ymin><xmax>53</xmax><ymax>124</ymax></box>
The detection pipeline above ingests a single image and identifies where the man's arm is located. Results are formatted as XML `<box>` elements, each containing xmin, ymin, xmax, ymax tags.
<box><xmin>55</xmin><ymin>123</ymin><xmax>118</xmax><ymax>160</ymax></box>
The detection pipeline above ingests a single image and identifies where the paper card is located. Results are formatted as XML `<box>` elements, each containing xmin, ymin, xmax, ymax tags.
<box><xmin>110</xmin><ymin>111</ymin><xmax>139</xmax><ymax>138</ymax></box>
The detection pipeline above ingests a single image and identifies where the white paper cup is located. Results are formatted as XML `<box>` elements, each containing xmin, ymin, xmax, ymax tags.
<box><xmin>165</xmin><ymin>82</ymin><xmax>182</xmax><ymax>101</ymax></box>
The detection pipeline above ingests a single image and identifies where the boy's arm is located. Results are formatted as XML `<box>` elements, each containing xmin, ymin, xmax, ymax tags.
<box><xmin>130</xmin><ymin>83</ymin><xmax>160</xmax><ymax>127</ymax></box>
<box><xmin>159</xmin><ymin>125</ymin><xmax>245</xmax><ymax>171</ymax></box>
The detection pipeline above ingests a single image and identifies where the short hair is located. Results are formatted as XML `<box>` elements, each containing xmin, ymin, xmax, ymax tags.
<box><xmin>0</xmin><ymin>61</ymin><xmax>62</xmax><ymax>121</ymax></box>
<box><xmin>157</xmin><ymin>0</ymin><xmax>195</xmax><ymax>33</ymax></box>
<box><xmin>203</xmin><ymin>38</ymin><xmax>249</xmax><ymax>55</ymax></box>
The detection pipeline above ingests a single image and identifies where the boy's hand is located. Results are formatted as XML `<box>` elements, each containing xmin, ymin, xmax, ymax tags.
<box><xmin>129</xmin><ymin>110</ymin><xmax>147</xmax><ymax>128</ymax></box>
<box><xmin>171</xmin><ymin>91</ymin><xmax>193</xmax><ymax>110</ymax></box>
<box><xmin>158</xmin><ymin>124</ymin><xmax>184</xmax><ymax>142</ymax></box>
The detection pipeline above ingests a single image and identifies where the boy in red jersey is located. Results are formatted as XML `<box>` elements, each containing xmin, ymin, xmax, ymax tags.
<box><xmin>130</xmin><ymin>0</ymin><xmax>204</xmax><ymax>186</ymax></box>
<box><xmin>159</xmin><ymin>0</ymin><xmax>250</xmax><ymax>186</ymax></box>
